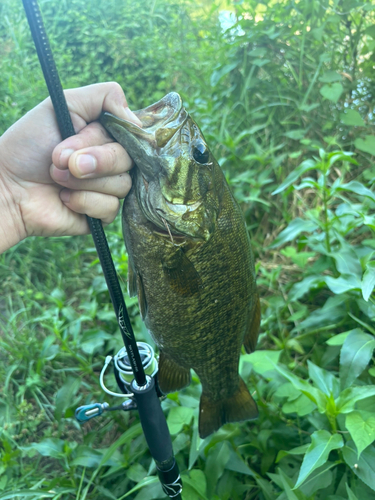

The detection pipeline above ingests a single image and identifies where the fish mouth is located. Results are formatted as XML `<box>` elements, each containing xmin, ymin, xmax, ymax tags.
<box><xmin>101</xmin><ymin>92</ymin><xmax>187</xmax><ymax>149</ymax></box>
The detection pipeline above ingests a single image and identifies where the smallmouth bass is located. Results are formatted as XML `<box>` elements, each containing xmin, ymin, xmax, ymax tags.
<box><xmin>101</xmin><ymin>92</ymin><xmax>261</xmax><ymax>438</ymax></box>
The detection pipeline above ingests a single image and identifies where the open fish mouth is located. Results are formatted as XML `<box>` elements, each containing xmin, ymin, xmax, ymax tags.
<box><xmin>101</xmin><ymin>92</ymin><xmax>187</xmax><ymax>148</ymax></box>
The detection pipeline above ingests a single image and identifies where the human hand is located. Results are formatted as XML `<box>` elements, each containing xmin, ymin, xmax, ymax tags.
<box><xmin>0</xmin><ymin>82</ymin><xmax>141</xmax><ymax>253</ymax></box>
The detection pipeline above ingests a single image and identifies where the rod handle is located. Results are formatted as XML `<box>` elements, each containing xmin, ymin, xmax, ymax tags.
<box><xmin>131</xmin><ymin>377</ymin><xmax>182</xmax><ymax>498</ymax></box>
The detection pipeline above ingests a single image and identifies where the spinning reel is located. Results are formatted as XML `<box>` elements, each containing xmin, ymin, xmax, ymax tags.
<box><xmin>75</xmin><ymin>342</ymin><xmax>159</xmax><ymax>423</ymax></box>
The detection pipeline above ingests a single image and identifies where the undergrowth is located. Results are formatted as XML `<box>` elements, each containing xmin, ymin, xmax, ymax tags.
<box><xmin>0</xmin><ymin>0</ymin><xmax>375</xmax><ymax>499</ymax></box>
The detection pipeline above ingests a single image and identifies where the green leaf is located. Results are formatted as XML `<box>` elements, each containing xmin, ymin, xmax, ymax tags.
<box><xmin>338</xmin><ymin>181</ymin><xmax>375</xmax><ymax>201</ymax></box>
<box><xmin>54</xmin><ymin>376</ymin><xmax>80</xmax><ymax>421</ymax></box>
<box><xmin>119</xmin><ymin>476</ymin><xmax>159</xmax><ymax>499</ymax></box>
<box><xmin>282</xmin><ymin>394</ymin><xmax>316</xmax><ymax>416</ymax></box>
<box><xmin>240</xmin><ymin>350</ymin><xmax>282</xmax><ymax>376</ymax></box>
<box><xmin>339</xmin><ymin>329</ymin><xmax>375</xmax><ymax>389</ymax></box>
<box><xmin>284</xmin><ymin>129</ymin><xmax>307</xmax><ymax>140</ymax></box>
<box><xmin>332</xmin><ymin>249</ymin><xmax>362</xmax><ymax>278</ymax></box>
<box><xmin>277</xmin><ymin>468</ymin><xmax>301</xmax><ymax>500</ymax></box>
<box><xmin>275</xmin><ymin>382</ymin><xmax>301</xmax><ymax>400</ymax></box>
<box><xmin>307</xmin><ymin>361</ymin><xmax>339</xmax><ymax>397</ymax></box>
<box><xmin>345</xmin><ymin>412</ymin><xmax>375</xmax><ymax>458</ymax></box>
<box><xmin>342</xmin><ymin>441</ymin><xmax>375</xmax><ymax>491</ymax></box>
<box><xmin>365</xmin><ymin>25</ymin><xmax>375</xmax><ymax>37</ymax></box>
<box><xmin>324</xmin><ymin>274</ymin><xmax>361</xmax><ymax>294</ymax></box>
<box><xmin>299</xmin><ymin>462</ymin><xmax>336</xmax><ymax>497</ymax></box>
<box><xmin>25</xmin><ymin>438</ymin><xmax>64</xmax><ymax>459</ymax></box>
<box><xmin>252</xmin><ymin>58</ymin><xmax>270</xmax><ymax>67</ymax></box>
<box><xmin>225</xmin><ymin>451</ymin><xmax>257</xmax><ymax>477</ymax></box>
<box><xmin>272</xmin><ymin>159</ymin><xmax>316</xmax><ymax>195</ymax></box>
<box><xmin>167</xmin><ymin>406</ymin><xmax>194</xmax><ymax>434</ymax></box>
<box><xmin>362</xmin><ymin>261</ymin><xmax>375</xmax><ymax>301</ymax></box>
<box><xmin>273</xmin><ymin>364</ymin><xmax>327</xmax><ymax>412</ymax></box>
<box><xmin>295</xmin><ymin>430</ymin><xmax>343</xmax><ymax>488</ymax></box>
<box><xmin>326</xmin><ymin>331</ymin><xmax>351</xmax><ymax>346</ymax></box>
<box><xmin>205</xmin><ymin>442</ymin><xmax>231</xmax><ymax>498</ymax></box>
<box><xmin>0</xmin><ymin>491</ymin><xmax>74</xmax><ymax>499</ymax></box>
<box><xmin>71</xmin><ymin>446</ymin><xmax>119</xmax><ymax>468</ymax></box>
<box><xmin>298</xmin><ymin>296</ymin><xmax>346</xmax><ymax>331</ymax></box>
<box><xmin>280</xmin><ymin>246</ymin><xmax>316</xmax><ymax>268</ymax></box>
<box><xmin>355</xmin><ymin>136</ymin><xmax>375</xmax><ymax>156</ymax></box>
<box><xmin>320</xmin><ymin>83</ymin><xmax>343</xmax><ymax>103</ymax></box>
<box><xmin>80</xmin><ymin>329</ymin><xmax>112</xmax><ymax>354</ymax></box>
<box><xmin>276</xmin><ymin>444</ymin><xmax>309</xmax><ymax>463</ymax></box>
<box><xmin>340</xmin><ymin>110</ymin><xmax>365</xmax><ymax>126</ymax></box>
<box><xmin>210</xmin><ymin>62</ymin><xmax>238</xmax><ymax>87</ymax></box>
<box><xmin>289</xmin><ymin>275</ymin><xmax>323</xmax><ymax>301</ymax></box>
<box><xmin>182</xmin><ymin>470</ymin><xmax>208</xmax><ymax>500</ymax></box>
<box><xmin>319</xmin><ymin>71</ymin><xmax>342</xmax><ymax>83</ymax></box>
<box><xmin>345</xmin><ymin>483</ymin><xmax>359</xmax><ymax>500</ymax></box>
<box><xmin>127</xmin><ymin>464</ymin><xmax>147</xmax><ymax>483</ymax></box>
<box><xmin>270</xmin><ymin>218</ymin><xmax>319</xmax><ymax>248</ymax></box>
<box><xmin>336</xmin><ymin>386</ymin><xmax>375</xmax><ymax>413</ymax></box>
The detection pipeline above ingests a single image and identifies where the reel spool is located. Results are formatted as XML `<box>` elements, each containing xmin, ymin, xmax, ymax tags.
<box><xmin>113</xmin><ymin>342</ymin><xmax>158</xmax><ymax>394</ymax></box>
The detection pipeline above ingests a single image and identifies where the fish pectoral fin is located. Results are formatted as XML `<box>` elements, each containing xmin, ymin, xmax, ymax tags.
<box><xmin>127</xmin><ymin>262</ymin><xmax>138</xmax><ymax>297</ymax></box>
<box><xmin>136</xmin><ymin>273</ymin><xmax>148</xmax><ymax>320</ymax></box>
<box><xmin>128</xmin><ymin>264</ymin><xmax>148</xmax><ymax>319</ymax></box>
<box><xmin>161</xmin><ymin>248</ymin><xmax>202</xmax><ymax>297</ymax></box>
<box><xmin>158</xmin><ymin>351</ymin><xmax>191</xmax><ymax>393</ymax></box>
<box><xmin>198</xmin><ymin>378</ymin><xmax>258</xmax><ymax>439</ymax></box>
<box><xmin>243</xmin><ymin>294</ymin><xmax>261</xmax><ymax>354</ymax></box>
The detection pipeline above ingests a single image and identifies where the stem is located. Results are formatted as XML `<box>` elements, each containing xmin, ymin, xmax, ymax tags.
<box><xmin>322</xmin><ymin>173</ymin><xmax>331</xmax><ymax>254</ymax></box>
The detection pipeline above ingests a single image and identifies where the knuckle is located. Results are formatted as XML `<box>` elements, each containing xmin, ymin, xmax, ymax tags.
<box><xmin>76</xmin><ymin>190</ymin><xmax>88</xmax><ymax>210</ymax></box>
<box><xmin>108</xmin><ymin>81</ymin><xmax>123</xmax><ymax>94</ymax></box>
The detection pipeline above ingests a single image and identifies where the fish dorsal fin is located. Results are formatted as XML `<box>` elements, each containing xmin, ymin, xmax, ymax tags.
<box><xmin>161</xmin><ymin>247</ymin><xmax>202</xmax><ymax>297</ymax></box>
<box><xmin>243</xmin><ymin>293</ymin><xmax>261</xmax><ymax>353</ymax></box>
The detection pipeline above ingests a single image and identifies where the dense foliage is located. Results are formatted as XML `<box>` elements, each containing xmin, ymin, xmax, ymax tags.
<box><xmin>0</xmin><ymin>0</ymin><xmax>375</xmax><ymax>499</ymax></box>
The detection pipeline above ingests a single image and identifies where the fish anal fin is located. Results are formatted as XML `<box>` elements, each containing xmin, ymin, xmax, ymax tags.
<box><xmin>158</xmin><ymin>351</ymin><xmax>191</xmax><ymax>393</ymax></box>
<box><xmin>198</xmin><ymin>378</ymin><xmax>258</xmax><ymax>439</ymax></box>
<box><xmin>243</xmin><ymin>294</ymin><xmax>261</xmax><ymax>354</ymax></box>
<box><xmin>161</xmin><ymin>248</ymin><xmax>202</xmax><ymax>297</ymax></box>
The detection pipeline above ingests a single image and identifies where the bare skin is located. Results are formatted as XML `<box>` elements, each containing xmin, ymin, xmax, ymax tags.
<box><xmin>0</xmin><ymin>82</ymin><xmax>141</xmax><ymax>253</ymax></box>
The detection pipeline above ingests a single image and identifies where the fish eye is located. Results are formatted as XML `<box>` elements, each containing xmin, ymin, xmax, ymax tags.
<box><xmin>192</xmin><ymin>142</ymin><xmax>210</xmax><ymax>164</ymax></box>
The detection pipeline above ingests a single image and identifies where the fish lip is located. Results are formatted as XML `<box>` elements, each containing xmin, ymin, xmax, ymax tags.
<box><xmin>101</xmin><ymin>92</ymin><xmax>184</xmax><ymax>145</ymax></box>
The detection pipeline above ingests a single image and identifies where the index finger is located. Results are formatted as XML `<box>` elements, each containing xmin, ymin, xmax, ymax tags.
<box><xmin>64</xmin><ymin>82</ymin><xmax>142</xmax><ymax>127</ymax></box>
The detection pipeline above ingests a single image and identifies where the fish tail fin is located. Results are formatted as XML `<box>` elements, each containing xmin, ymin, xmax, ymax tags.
<box><xmin>158</xmin><ymin>351</ymin><xmax>191</xmax><ymax>393</ymax></box>
<box><xmin>198</xmin><ymin>378</ymin><xmax>258</xmax><ymax>439</ymax></box>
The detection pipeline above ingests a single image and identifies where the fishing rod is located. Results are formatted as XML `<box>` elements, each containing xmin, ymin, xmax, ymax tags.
<box><xmin>22</xmin><ymin>1</ymin><xmax>182</xmax><ymax>498</ymax></box>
